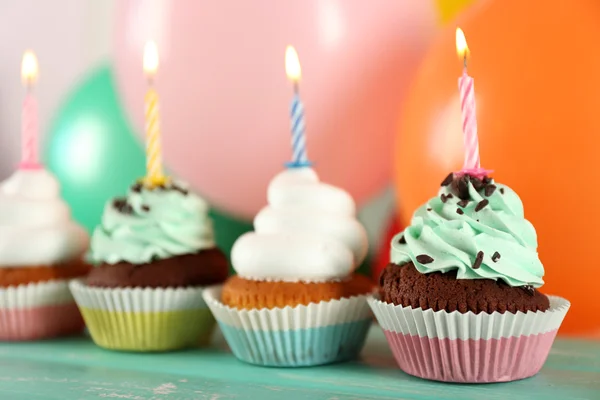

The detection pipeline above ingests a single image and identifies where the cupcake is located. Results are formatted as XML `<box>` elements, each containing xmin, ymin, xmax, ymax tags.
<box><xmin>370</xmin><ymin>172</ymin><xmax>570</xmax><ymax>383</ymax></box>
<box><xmin>204</xmin><ymin>167</ymin><xmax>373</xmax><ymax>367</ymax></box>
<box><xmin>0</xmin><ymin>168</ymin><xmax>89</xmax><ymax>340</ymax></box>
<box><xmin>69</xmin><ymin>180</ymin><xmax>228</xmax><ymax>351</ymax></box>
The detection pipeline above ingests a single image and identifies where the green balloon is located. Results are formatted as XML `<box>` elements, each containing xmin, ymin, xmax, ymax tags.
<box><xmin>43</xmin><ymin>66</ymin><xmax>146</xmax><ymax>232</ymax></box>
<box><xmin>209</xmin><ymin>208</ymin><xmax>253</xmax><ymax>272</ymax></box>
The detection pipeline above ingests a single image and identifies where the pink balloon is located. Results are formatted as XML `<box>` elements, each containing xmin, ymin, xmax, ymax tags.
<box><xmin>113</xmin><ymin>0</ymin><xmax>437</xmax><ymax>218</ymax></box>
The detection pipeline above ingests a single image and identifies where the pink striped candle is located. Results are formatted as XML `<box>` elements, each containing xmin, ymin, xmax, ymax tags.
<box><xmin>458</xmin><ymin>68</ymin><xmax>479</xmax><ymax>170</ymax></box>
<box><xmin>455</xmin><ymin>29</ymin><xmax>490</xmax><ymax>179</ymax></box>
<box><xmin>20</xmin><ymin>51</ymin><xmax>41</xmax><ymax>169</ymax></box>
<box><xmin>21</xmin><ymin>94</ymin><xmax>38</xmax><ymax>168</ymax></box>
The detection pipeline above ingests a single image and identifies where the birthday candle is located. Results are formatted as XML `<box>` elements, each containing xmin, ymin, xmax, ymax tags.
<box><xmin>20</xmin><ymin>51</ymin><xmax>40</xmax><ymax>169</ymax></box>
<box><xmin>456</xmin><ymin>28</ymin><xmax>480</xmax><ymax>171</ymax></box>
<box><xmin>143</xmin><ymin>41</ymin><xmax>165</xmax><ymax>186</ymax></box>
<box><xmin>285</xmin><ymin>46</ymin><xmax>309</xmax><ymax>167</ymax></box>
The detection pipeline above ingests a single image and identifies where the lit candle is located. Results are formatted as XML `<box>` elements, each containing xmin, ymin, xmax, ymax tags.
<box><xmin>143</xmin><ymin>41</ymin><xmax>166</xmax><ymax>187</ymax></box>
<box><xmin>285</xmin><ymin>46</ymin><xmax>311</xmax><ymax>167</ymax></box>
<box><xmin>455</xmin><ymin>28</ymin><xmax>489</xmax><ymax>178</ymax></box>
<box><xmin>20</xmin><ymin>51</ymin><xmax>40</xmax><ymax>169</ymax></box>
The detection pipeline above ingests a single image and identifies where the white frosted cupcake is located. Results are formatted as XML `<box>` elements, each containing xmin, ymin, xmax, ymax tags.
<box><xmin>203</xmin><ymin>167</ymin><xmax>373</xmax><ymax>366</ymax></box>
<box><xmin>0</xmin><ymin>168</ymin><xmax>89</xmax><ymax>340</ymax></box>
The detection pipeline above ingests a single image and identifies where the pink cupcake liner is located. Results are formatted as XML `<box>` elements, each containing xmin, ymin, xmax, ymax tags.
<box><xmin>0</xmin><ymin>302</ymin><xmax>84</xmax><ymax>341</ymax></box>
<box><xmin>0</xmin><ymin>280</ymin><xmax>84</xmax><ymax>341</ymax></box>
<box><xmin>368</xmin><ymin>295</ymin><xmax>570</xmax><ymax>383</ymax></box>
<box><xmin>384</xmin><ymin>329</ymin><xmax>558</xmax><ymax>383</ymax></box>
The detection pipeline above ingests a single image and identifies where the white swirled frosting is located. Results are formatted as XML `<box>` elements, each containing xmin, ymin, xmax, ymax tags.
<box><xmin>0</xmin><ymin>169</ymin><xmax>89</xmax><ymax>267</ymax></box>
<box><xmin>231</xmin><ymin>167</ymin><xmax>368</xmax><ymax>282</ymax></box>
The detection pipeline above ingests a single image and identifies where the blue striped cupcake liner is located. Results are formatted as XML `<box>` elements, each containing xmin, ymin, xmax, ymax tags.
<box><xmin>203</xmin><ymin>286</ymin><xmax>372</xmax><ymax>367</ymax></box>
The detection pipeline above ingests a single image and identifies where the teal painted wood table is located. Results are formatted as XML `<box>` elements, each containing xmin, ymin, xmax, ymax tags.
<box><xmin>0</xmin><ymin>325</ymin><xmax>598</xmax><ymax>400</ymax></box>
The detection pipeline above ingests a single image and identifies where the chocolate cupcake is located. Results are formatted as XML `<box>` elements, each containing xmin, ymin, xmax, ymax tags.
<box><xmin>70</xmin><ymin>180</ymin><xmax>228</xmax><ymax>351</ymax></box>
<box><xmin>369</xmin><ymin>172</ymin><xmax>570</xmax><ymax>383</ymax></box>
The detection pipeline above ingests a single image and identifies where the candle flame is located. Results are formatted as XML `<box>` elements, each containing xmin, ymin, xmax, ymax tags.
<box><xmin>455</xmin><ymin>28</ymin><xmax>470</xmax><ymax>60</ymax></box>
<box><xmin>21</xmin><ymin>51</ymin><xmax>39</xmax><ymax>86</ymax></box>
<box><xmin>143</xmin><ymin>41</ymin><xmax>159</xmax><ymax>76</ymax></box>
<box><xmin>285</xmin><ymin>46</ymin><xmax>301</xmax><ymax>82</ymax></box>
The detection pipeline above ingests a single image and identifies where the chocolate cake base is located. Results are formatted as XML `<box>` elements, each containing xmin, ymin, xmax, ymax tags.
<box><xmin>379</xmin><ymin>262</ymin><xmax>550</xmax><ymax>314</ymax></box>
<box><xmin>87</xmin><ymin>248</ymin><xmax>229</xmax><ymax>289</ymax></box>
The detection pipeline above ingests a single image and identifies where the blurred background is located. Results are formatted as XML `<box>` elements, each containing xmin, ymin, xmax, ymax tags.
<box><xmin>1</xmin><ymin>0</ymin><xmax>598</xmax><ymax>337</ymax></box>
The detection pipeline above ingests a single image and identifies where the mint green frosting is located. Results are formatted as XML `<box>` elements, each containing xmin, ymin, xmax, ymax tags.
<box><xmin>90</xmin><ymin>183</ymin><xmax>215</xmax><ymax>264</ymax></box>
<box><xmin>391</xmin><ymin>179</ymin><xmax>544</xmax><ymax>287</ymax></box>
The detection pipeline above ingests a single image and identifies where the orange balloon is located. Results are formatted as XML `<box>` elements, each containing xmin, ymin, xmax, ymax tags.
<box><xmin>396</xmin><ymin>0</ymin><xmax>600</xmax><ymax>337</ymax></box>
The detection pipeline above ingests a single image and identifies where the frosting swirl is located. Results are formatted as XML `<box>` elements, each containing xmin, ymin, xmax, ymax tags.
<box><xmin>231</xmin><ymin>167</ymin><xmax>368</xmax><ymax>282</ymax></box>
<box><xmin>391</xmin><ymin>177</ymin><xmax>544</xmax><ymax>287</ymax></box>
<box><xmin>0</xmin><ymin>169</ymin><xmax>89</xmax><ymax>266</ymax></box>
<box><xmin>90</xmin><ymin>182</ymin><xmax>215</xmax><ymax>264</ymax></box>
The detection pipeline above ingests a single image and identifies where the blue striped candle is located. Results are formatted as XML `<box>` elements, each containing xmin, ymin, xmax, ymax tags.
<box><xmin>290</xmin><ymin>93</ymin><xmax>308</xmax><ymax>165</ymax></box>
<box><xmin>285</xmin><ymin>46</ymin><xmax>311</xmax><ymax>168</ymax></box>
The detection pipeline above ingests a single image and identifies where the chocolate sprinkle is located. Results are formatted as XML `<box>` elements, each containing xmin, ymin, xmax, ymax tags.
<box><xmin>398</xmin><ymin>235</ymin><xmax>406</xmax><ymax>244</ymax></box>
<box><xmin>440</xmin><ymin>194</ymin><xmax>448</xmax><ymax>203</ymax></box>
<box><xmin>427</xmin><ymin>207</ymin><xmax>432</xmax><ymax>211</ymax></box>
<box><xmin>141</xmin><ymin>205</ymin><xmax>150</xmax><ymax>212</ymax></box>
<box><xmin>475</xmin><ymin>199</ymin><xmax>489</xmax><ymax>212</ymax></box>
<box><xmin>416</xmin><ymin>254</ymin><xmax>434</xmax><ymax>264</ymax></box>
<box><xmin>500</xmin><ymin>188</ymin><xmax>505</xmax><ymax>195</ymax></box>
<box><xmin>492</xmin><ymin>251</ymin><xmax>501</xmax><ymax>262</ymax></box>
<box><xmin>131</xmin><ymin>183</ymin><xmax>143</xmax><ymax>193</ymax></box>
<box><xmin>112</xmin><ymin>198</ymin><xmax>133</xmax><ymax>214</ymax></box>
<box><xmin>456</xmin><ymin>208</ymin><xmax>464</xmax><ymax>215</ymax></box>
<box><xmin>471</xmin><ymin>177</ymin><xmax>486</xmax><ymax>191</ymax></box>
<box><xmin>446</xmin><ymin>193</ymin><xmax>454</xmax><ymax>199</ymax></box>
<box><xmin>441</xmin><ymin>173</ymin><xmax>454</xmax><ymax>186</ymax></box>
<box><xmin>485</xmin><ymin>184</ymin><xmax>497</xmax><ymax>197</ymax></box>
<box><xmin>457</xmin><ymin>199</ymin><xmax>469</xmax><ymax>208</ymax></box>
<box><xmin>522</xmin><ymin>285</ymin><xmax>535</xmax><ymax>296</ymax></box>
<box><xmin>113</xmin><ymin>198</ymin><xmax>126</xmax><ymax>208</ymax></box>
<box><xmin>483</xmin><ymin>176</ymin><xmax>492</xmax><ymax>185</ymax></box>
<box><xmin>452</xmin><ymin>175</ymin><xmax>471</xmax><ymax>200</ymax></box>
<box><xmin>473</xmin><ymin>251</ymin><xmax>484</xmax><ymax>269</ymax></box>
<box><xmin>172</xmin><ymin>185</ymin><xmax>189</xmax><ymax>195</ymax></box>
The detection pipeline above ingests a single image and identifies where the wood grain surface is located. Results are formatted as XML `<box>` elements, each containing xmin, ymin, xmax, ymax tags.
<box><xmin>0</xmin><ymin>325</ymin><xmax>598</xmax><ymax>400</ymax></box>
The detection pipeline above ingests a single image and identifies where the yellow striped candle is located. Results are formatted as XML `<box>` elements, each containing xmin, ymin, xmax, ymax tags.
<box><xmin>143</xmin><ymin>41</ymin><xmax>165</xmax><ymax>187</ymax></box>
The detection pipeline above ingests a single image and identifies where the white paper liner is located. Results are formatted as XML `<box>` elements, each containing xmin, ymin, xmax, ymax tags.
<box><xmin>69</xmin><ymin>279</ymin><xmax>208</xmax><ymax>312</ymax></box>
<box><xmin>203</xmin><ymin>285</ymin><xmax>373</xmax><ymax>366</ymax></box>
<box><xmin>368</xmin><ymin>295</ymin><xmax>570</xmax><ymax>340</ymax></box>
<box><xmin>0</xmin><ymin>280</ymin><xmax>74</xmax><ymax>309</ymax></box>
<box><xmin>203</xmin><ymin>285</ymin><xmax>372</xmax><ymax>330</ymax></box>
